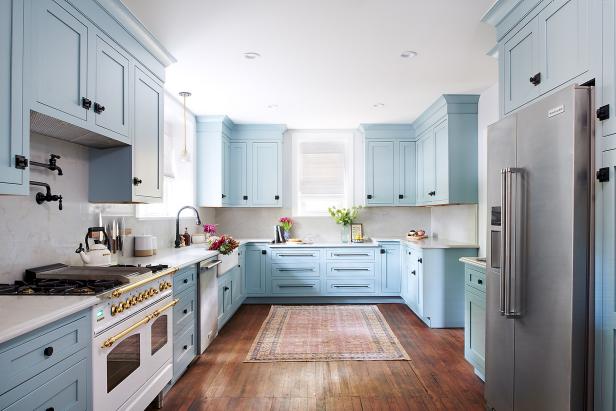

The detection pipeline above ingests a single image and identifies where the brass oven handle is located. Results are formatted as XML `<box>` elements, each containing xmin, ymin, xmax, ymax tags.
<box><xmin>101</xmin><ymin>299</ymin><xmax>179</xmax><ymax>348</ymax></box>
<box><xmin>110</xmin><ymin>267</ymin><xmax>178</xmax><ymax>298</ymax></box>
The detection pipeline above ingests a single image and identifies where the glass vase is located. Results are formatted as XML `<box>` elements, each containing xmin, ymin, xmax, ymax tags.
<box><xmin>341</xmin><ymin>224</ymin><xmax>351</xmax><ymax>243</ymax></box>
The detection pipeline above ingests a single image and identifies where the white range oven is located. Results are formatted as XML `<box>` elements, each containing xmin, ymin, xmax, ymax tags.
<box><xmin>91</xmin><ymin>267</ymin><xmax>178</xmax><ymax>411</ymax></box>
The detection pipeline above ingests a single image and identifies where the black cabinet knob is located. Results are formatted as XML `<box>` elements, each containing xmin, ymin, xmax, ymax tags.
<box><xmin>222</xmin><ymin>194</ymin><xmax>226</xmax><ymax>199</ymax></box>
<box><xmin>529</xmin><ymin>72</ymin><xmax>541</xmax><ymax>86</ymax></box>
<box><xmin>398</xmin><ymin>194</ymin><xmax>404</xmax><ymax>199</ymax></box>
<box><xmin>44</xmin><ymin>346</ymin><xmax>54</xmax><ymax>357</ymax></box>
<box><xmin>274</xmin><ymin>195</ymin><xmax>280</xmax><ymax>200</ymax></box>
<box><xmin>411</xmin><ymin>270</ymin><xmax>416</xmax><ymax>275</ymax></box>
<box><xmin>183</xmin><ymin>309</ymin><xmax>188</xmax><ymax>314</ymax></box>
<box><xmin>478</xmin><ymin>279</ymin><xmax>483</xmax><ymax>285</ymax></box>
<box><xmin>223</xmin><ymin>286</ymin><xmax>229</xmax><ymax>291</ymax></box>
<box><xmin>133</xmin><ymin>177</ymin><xmax>142</xmax><ymax>186</ymax></box>
<box><xmin>81</xmin><ymin>97</ymin><xmax>92</xmax><ymax>110</ymax></box>
<box><xmin>243</xmin><ymin>195</ymin><xmax>248</xmax><ymax>200</ymax></box>
<box><xmin>183</xmin><ymin>345</ymin><xmax>188</xmax><ymax>350</ymax></box>
<box><xmin>93</xmin><ymin>102</ymin><xmax>106</xmax><ymax>114</ymax></box>
<box><xmin>261</xmin><ymin>250</ymin><xmax>266</xmax><ymax>255</ymax></box>
<box><xmin>418</xmin><ymin>258</ymin><xmax>423</xmax><ymax>263</ymax></box>
<box><xmin>183</xmin><ymin>279</ymin><xmax>188</xmax><ymax>284</ymax></box>
<box><xmin>428</xmin><ymin>191</ymin><xmax>436</xmax><ymax>196</ymax></box>
<box><xmin>46</xmin><ymin>408</ymin><xmax>55</xmax><ymax>411</ymax></box>
<box><xmin>380</xmin><ymin>249</ymin><xmax>385</xmax><ymax>254</ymax></box>
<box><xmin>367</xmin><ymin>194</ymin><xmax>373</xmax><ymax>199</ymax></box>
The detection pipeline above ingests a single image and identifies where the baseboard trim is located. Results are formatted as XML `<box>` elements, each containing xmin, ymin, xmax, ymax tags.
<box><xmin>243</xmin><ymin>296</ymin><xmax>405</xmax><ymax>304</ymax></box>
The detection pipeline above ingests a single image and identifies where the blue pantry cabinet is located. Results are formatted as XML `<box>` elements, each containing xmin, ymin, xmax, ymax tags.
<box><xmin>0</xmin><ymin>0</ymin><xmax>28</xmax><ymax>195</ymax></box>
<box><xmin>197</xmin><ymin>117</ymin><xmax>285</xmax><ymax>208</ymax></box>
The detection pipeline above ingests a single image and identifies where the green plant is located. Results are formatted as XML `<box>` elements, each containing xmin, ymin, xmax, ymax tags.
<box><xmin>327</xmin><ymin>206</ymin><xmax>361</xmax><ymax>226</ymax></box>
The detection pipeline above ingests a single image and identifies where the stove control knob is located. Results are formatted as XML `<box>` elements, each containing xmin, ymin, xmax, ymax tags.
<box><xmin>159</xmin><ymin>283</ymin><xmax>165</xmax><ymax>291</ymax></box>
<box><xmin>166</xmin><ymin>281</ymin><xmax>172</xmax><ymax>289</ymax></box>
<box><xmin>124</xmin><ymin>300</ymin><xmax>131</xmax><ymax>309</ymax></box>
<box><xmin>154</xmin><ymin>288</ymin><xmax>159</xmax><ymax>294</ymax></box>
<box><xmin>131</xmin><ymin>296</ymin><xmax>138</xmax><ymax>305</ymax></box>
<box><xmin>116</xmin><ymin>305</ymin><xmax>124</xmax><ymax>313</ymax></box>
<box><xmin>137</xmin><ymin>293</ymin><xmax>144</xmax><ymax>302</ymax></box>
<box><xmin>111</xmin><ymin>305</ymin><xmax>117</xmax><ymax>316</ymax></box>
<box><xmin>150</xmin><ymin>288</ymin><xmax>156</xmax><ymax>296</ymax></box>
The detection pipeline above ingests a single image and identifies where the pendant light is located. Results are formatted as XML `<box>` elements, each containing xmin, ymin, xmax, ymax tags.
<box><xmin>179</xmin><ymin>91</ymin><xmax>192</xmax><ymax>163</ymax></box>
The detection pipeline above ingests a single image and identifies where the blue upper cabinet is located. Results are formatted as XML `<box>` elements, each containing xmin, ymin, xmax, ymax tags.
<box><xmin>0</xmin><ymin>0</ymin><xmax>28</xmax><ymax>195</ymax></box>
<box><xmin>197</xmin><ymin>117</ymin><xmax>285</xmax><ymax>208</ymax></box>
<box><xmin>483</xmin><ymin>0</ymin><xmax>595</xmax><ymax>117</ymax></box>
<box><xmin>603</xmin><ymin>0</ymin><xmax>616</xmax><ymax>137</ymax></box>
<box><xmin>414</xmin><ymin>95</ymin><xmax>479</xmax><ymax>206</ymax></box>
<box><xmin>361</xmin><ymin>125</ymin><xmax>416</xmax><ymax>207</ymax></box>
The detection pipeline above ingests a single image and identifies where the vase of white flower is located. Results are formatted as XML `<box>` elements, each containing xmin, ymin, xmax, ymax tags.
<box><xmin>328</xmin><ymin>206</ymin><xmax>361</xmax><ymax>244</ymax></box>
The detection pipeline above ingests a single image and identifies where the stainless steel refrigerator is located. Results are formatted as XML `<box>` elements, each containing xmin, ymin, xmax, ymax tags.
<box><xmin>485</xmin><ymin>85</ymin><xmax>593</xmax><ymax>410</ymax></box>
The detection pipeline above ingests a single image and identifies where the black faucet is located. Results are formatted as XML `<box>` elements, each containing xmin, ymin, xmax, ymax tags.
<box><xmin>30</xmin><ymin>180</ymin><xmax>63</xmax><ymax>210</ymax></box>
<box><xmin>30</xmin><ymin>154</ymin><xmax>63</xmax><ymax>175</ymax></box>
<box><xmin>175</xmin><ymin>206</ymin><xmax>202</xmax><ymax>248</ymax></box>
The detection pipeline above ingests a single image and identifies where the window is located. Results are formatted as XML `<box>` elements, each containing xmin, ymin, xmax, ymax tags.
<box><xmin>292</xmin><ymin>131</ymin><xmax>354</xmax><ymax>216</ymax></box>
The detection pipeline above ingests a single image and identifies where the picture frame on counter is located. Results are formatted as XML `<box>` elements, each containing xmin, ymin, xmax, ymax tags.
<box><xmin>351</xmin><ymin>223</ymin><xmax>364</xmax><ymax>242</ymax></box>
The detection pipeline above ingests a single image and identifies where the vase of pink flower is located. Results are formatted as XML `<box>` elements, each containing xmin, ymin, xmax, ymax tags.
<box><xmin>279</xmin><ymin>217</ymin><xmax>293</xmax><ymax>241</ymax></box>
<box><xmin>203</xmin><ymin>224</ymin><xmax>218</xmax><ymax>241</ymax></box>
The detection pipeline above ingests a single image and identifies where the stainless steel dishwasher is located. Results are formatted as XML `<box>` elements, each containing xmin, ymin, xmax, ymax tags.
<box><xmin>199</xmin><ymin>256</ymin><xmax>221</xmax><ymax>353</ymax></box>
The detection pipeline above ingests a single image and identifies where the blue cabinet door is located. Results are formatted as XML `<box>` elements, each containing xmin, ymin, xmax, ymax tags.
<box><xmin>133</xmin><ymin>66</ymin><xmax>163</xmax><ymax>200</ymax></box>
<box><xmin>419</xmin><ymin>133</ymin><xmax>435</xmax><ymax>203</ymax></box>
<box><xmin>93</xmin><ymin>34</ymin><xmax>130</xmax><ymax>141</ymax></box>
<box><xmin>503</xmin><ymin>17</ymin><xmax>540</xmax><ymax>113</ymax></box>
<box><xmin>251</xmin><ymin>142</ymin><xmax>281</xmax><ymax>206</ymax></box>
<box><xmin>464</xmin><ymin>287</ymin><xmax>486</xmax><ymax>380</ymax></box>
<box><xmin>538</xmin><ymin>0</ymin><xmax>589</xmax><ymax>94</ymax></box>
<box><xmin>0</xmin><ymin>0</ymin><xmax>27</xmax><ymax>195</ymax></box>
<box><xmin>227</xmin><ymin>142</ymin><xmax>247</xmax><ymax>206</ymax></box>
<box><xmin>380</xmin><ymin>244</ymin><xmax>401</xmax><ymax>294</ymax></box>
<box><xmin>397</xmin><ymin>141</ymin><xmax>416</xmax><ymax>205</ymax></box>
<box><xmin>602</xmin><ymin>0</ymin><xmax>616</xmax><ymax>137</ymax></box>
<box><xmin>32</xmin><ymin>0</ymin><xmax>89</xmax><ymax>124</ymax></box>
<box><xmin>433</xmin><ymin>119</ymin><xmax>449</xmax><ymax>203</ymax></box>
<box><xmin>245</xmin><ymin>246</ymin><xmax>267</xmax><ymax>295</ymax></box>
<box><xmin>366</xmin><ymin>140</ymin><xmax>395</xmax><ymax>205</ymax></box>
<box><xmin>222</xmin><ymin>137</ymin><xmax>230</xmax><ymax>205</ymax></box>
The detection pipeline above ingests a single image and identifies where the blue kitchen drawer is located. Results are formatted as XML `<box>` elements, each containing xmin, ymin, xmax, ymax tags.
<box><xmin>326</xmin><ymin>248</ymin><xmax>376</xmax><ymax>261</ymax></box>
<box><xmin>0</xmin><ymin>310</ymin><xmax>91</xmax><ymax>396</ymax></box>
<box><xmin>173</xmin><ymin>325</ymin><xmax>196</xmax><ymax>381</ymax></box>
<box><xmin>271</xmin><ymin>262</ymin><xmax>320</xmax><ymax>278</ymax></box>
<box><xmin>325</xmin><ymin>279</ymin><xmax>376</xmax><ymax>295</ymax></box>
<box><xmin>271</xmin><ymin>279</ymin><xmax>321</xmax><ymax>295</ymax></box>
<box><xmin>173</xmin><ymin>287</ymin><xmax>196</xmax><ymax>337</ymax></box>
<box><xmin>465</xmin><ymin>266</ymin><xmax>486</xmax><ymax>294</ymax></box>
<box><xmin>174</xmin><ymin>264</ymin><xmax>197</xmax><ymax>295</ymax></box>
<box><xmin>325</xmin><ymin>262</ymin><xmax>376</xmax><ymax>278</ymax></box>
<box><xmin>270</xmin><ymin>249</ymin><xmax>321</xmax><ymax>261</ymax></box>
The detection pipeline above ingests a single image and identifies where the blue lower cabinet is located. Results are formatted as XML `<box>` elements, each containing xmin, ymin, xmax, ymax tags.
<box><xmin>0</xmin><ymin>310</ymin><xmax>92</xmax><ymax>410</ymax></box>
<box><xmin>245</xmin><ymin>245</ymin><xmax>268</xmax><ymax>295</ymax></box>
<box><xmin>379</xmin><ymin>242</ymin><xmax>401</xmax><ymax>294</ymax></box>
<box><xmin>271</xmin><ymin>279</ymin><xmax>321</xmax><ymax>295</ymax></box>
<box><xmin>325</xmin><ymin>279</ymin><xmax>376</xmax><ymax>295</ymax></box>
<box><xmin>172</xmin><ymin>264</ymin><xmax>198</xmax><ymax>383</ymax></box>
<box><xmin>462</xmin><ymin>263</ymin><xmax>486</xmax><ymax>381</ymax></box>
<box><xmin>218</xmin><ymin>266</ymin><xmax>245</xmax><ymax>330</ymax></box>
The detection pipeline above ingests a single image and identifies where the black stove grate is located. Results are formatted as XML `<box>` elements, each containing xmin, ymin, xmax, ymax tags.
<box><xmin>0</xmin><ymin>278</ymin><xmax>125</xmax><ymax>296</ymax></box>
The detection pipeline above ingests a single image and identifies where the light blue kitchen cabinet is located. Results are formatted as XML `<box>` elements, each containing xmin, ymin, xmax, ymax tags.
<box><xmin>93</xmin><ymin>33</ymin><xmax>130</xmax><ymax>142</ymax></box>
<box><xmin>252</xmin><ymin>141</ymin><xmax>282</xmax><ymax>206</ymax></box>
<box><xmin>462</xmin><ymin>263</ymin><xmax>486</xmax><ymax>381</ymax></box>
<box><xmin>226</xmin><ymin>142</ymin><xmax>247</xmax><ymax>206</ymax></box>
<box><xmin>0</xmin><ymin>0</ymin><xmax>28</xmax><ymax>195</ymax></box>
<box><xmin>197</xmin><ymin>117</ymin><xmax>285</xmax><ymax>208</ymax></box>
<box><xmin>361</xmin><ymin>125</ymin><xmax>416</xmax><ymax>206</ymax></box>
<box><xmin>31</xmin><ymin>0</ymin><xmax>90</xmax><ymax>126</ymax></box>
<box><xmin>379</xmin><ymin>242</ymin><xmax>401</xmax><ymax>294</ymax></box>
<box><xmin>217</xmin><ymin>265</ymin><xmax>245</xmax><ymax>330</ymax></box>
<box><xmin>172</xmin><ymin>264</ymin><xmax>198</xmax><ymax>383</ymax></box>
<box><xmin>414</xmin><ymin>95</ymin><xmax>479</xmax><ymax>205</ymax></box>
<box><xmin>89</xmin><ymin>65</ymin><xmax>164</xmax><ymax>203</ymax></box>
<box><xmin>365</xmin><ymin>140</ymin><xmax>395</xmax><ymax>205</ymax></box>
<box><xmin>603</xmin><ymin>0</ymin><xmax>616</xmax><ymax>137</ymax></box>
<box><xmin>245</xmin><ymin>244</ymin><xmax>268</xmax><ymax>295</ymax></box>
<box><xmin>0</xmin><ymin>310</ymin><xmax>92</xmax><ymax>410</ymax></box>
<box><xmin>400</xmin><ymin>244</ymin><xmax>410</xmax><ymax>302</ymax></box>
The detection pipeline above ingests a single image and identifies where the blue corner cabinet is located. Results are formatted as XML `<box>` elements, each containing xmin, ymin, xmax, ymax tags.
<box><xmin>461</xmin><ymin>260</ymin><xmax>486</xmax><ymax>381</ymax></box>
<box><xmin>362</xmin><ymin>125</ymin><xmax>416</xmax><ymax>206</ymax></box>
<box><xmin>172</xmin><ymin>264</ymin><xmax>198</xmax><ymax>383</ymax></box>
<box><xmin>0</xmin><ymin>0</ymin><xmax>28</xmax><ymax>195</ymax></box>
<box><xmin>0</xmin><ymin>310</ymin><xmax>92</xmax><ymax>410</ymax></box>
<box><xmin>197</xmin><ymin>116</ymin><xmax>285</xmax><ymax>208</ymax></box>
<box><xmin>414</xmin><ymin>95</ymin><xmax>479</xmax><ymax>206</ymax></box>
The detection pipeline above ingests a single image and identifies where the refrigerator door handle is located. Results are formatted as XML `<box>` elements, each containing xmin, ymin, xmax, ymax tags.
<box><xmin>506</xmin><ymin>167</ymin><xmax>523</xmax><ymax>317</ymax></box>
<box><xmin>499</xmin><ymin>168</ymin><xmax>507</xmax><ymax>315</ymax></box>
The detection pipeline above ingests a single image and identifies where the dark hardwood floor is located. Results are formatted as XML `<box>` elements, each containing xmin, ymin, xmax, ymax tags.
<box><xmin>161</xmin><ymin>304</ymin><xmax>485</xmax><ymax>410</ymax></box>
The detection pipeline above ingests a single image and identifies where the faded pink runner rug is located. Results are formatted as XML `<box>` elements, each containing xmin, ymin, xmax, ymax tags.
<box><xmin>245</xmin><ymin>305</ymin><xmax>410</xmax><ymax>362</ymax></box>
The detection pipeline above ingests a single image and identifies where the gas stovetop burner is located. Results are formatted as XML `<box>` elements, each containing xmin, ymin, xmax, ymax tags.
<box><xmin>0</xmin><ymin>278</ymin><xmax>125</xmax><ymax>296</ymax></box>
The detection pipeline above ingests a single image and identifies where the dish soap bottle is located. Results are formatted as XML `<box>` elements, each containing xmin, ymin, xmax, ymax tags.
<box><xmin>183</xmin><ymin>228</ymin><xmax>191</xmax><ymax>246</ymax></box>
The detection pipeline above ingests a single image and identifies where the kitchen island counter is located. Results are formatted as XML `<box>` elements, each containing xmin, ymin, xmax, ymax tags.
<box><xmin>0</xmin><ymin>295</ymin><xmax>98</xmax><ymax>344</ymax></box>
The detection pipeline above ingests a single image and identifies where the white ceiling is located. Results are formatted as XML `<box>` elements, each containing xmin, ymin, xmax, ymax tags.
<box><xmin>123</xmin><ymin>0</ymin><xmax>498</xmax><ymax>128</ymax></box>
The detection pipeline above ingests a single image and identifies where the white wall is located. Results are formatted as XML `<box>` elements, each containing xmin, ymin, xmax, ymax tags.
<box><xmin>477</xmin><ymin>83</ymin><xmax>499</xmax><ymax>255</ymax></box>
<box><xmin>430</xmin><ymin>204</ymin><xmax>478</xmax><ymax>243</ymax></box>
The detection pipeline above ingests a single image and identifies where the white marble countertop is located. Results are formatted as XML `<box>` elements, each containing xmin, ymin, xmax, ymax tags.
<box><xmin>459</xmin><ymin>256</ymin><xmax>487</xmax><ymax>269</ymax></box>
<box><xmin>374</xmin><ymin>237</ymin><xmax>480</xmax><ymax>249</ymax></box>
<box><xmin>268</xmin><ymin>239</ymin><xmax>379</xmax><ymax>248</ymax></box>
<box><xmin>117</xmin><ymin>244</ymin><xmax>219</xmax><ymax>268</ymax></box>
<box><xmin>0</xmin><ymin>295</ymin><xmax>99</xmax><ymax>345</ymax></box>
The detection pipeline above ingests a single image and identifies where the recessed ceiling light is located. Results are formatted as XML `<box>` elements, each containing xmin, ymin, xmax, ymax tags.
<box><xmin>267</xmin><ymin>104</ymin><xmax>278</xmax><ymax>109</ymax></box>
<box><xmin>400</xmin><ymin>50</ymin><xmax>418</xmax><ymax>59</ymax></box>
<box><xmin>373</xmin><ymin>103</ymin><xmax>385</xmax><ymax>108</ymax></box>
<box><xmin>244</xmin><ymin>52</ymin><xmax>261</xmax><ymax>60</ymax></box>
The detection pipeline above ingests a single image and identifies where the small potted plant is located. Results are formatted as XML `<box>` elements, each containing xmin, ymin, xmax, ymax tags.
<box><xmin>279</xmin><ymin>217</ymin><xmax>293</xmax><ymax>241</ymax></box>
<box><xmin>327</xmin><ymin>206</ymin><xmax>361</xmax><ymax>243</ymax></box>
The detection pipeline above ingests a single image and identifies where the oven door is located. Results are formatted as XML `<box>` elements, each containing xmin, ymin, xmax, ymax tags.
<box><xmin>92</xmin><ymin>296</ymin><xmax>177</xmax><ymax>410</ymax></box>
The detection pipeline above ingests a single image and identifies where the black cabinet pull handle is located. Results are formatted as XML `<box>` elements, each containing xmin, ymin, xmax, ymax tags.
<box><xmin>183</xmin><ymin>308</ymin><xmax>188</xmax><ymax>314</ymax></box>
<box><xmin>380</xmin><ymin>249</ymin><xmax>385</xmax><ymax>254</ymax></box>
<box><xmin>183</xmin><ymin>345</ymin><xmax>188</xmax><ymax>350</ymax></box>
<box><xmin>93</xmin><ymin>102</ymin><xmax>105</xmax><ymax>114</ymax></box>
<box><xmin>81</xmin><ymin>97</ymin><xmax>92</xmax><ymax>110</ymax></box>
<box><xmin>428</xmin><ymin>191</ymin><xmax>436</xmax><ymax>196</ymax></box>
<box><xmin>411</xmin><ymin>270</ymin><xmax>416</xmax><ymax>275</ymax></box>
<box><xmin>367</xmin><ymin>194</ymin><xmax>373</xmax><ymax>199</ymax></box>
<box><xmin>418</xmin><ymin>258</ymin><xmax>423</xmax><ymax>263</ymax></box>
<box><xmin>478</xmin><ymin>279</ymin><xmax>483</xmax><ymax>285</ymax></box>
<box><xmin>261</xmin><ymin>250</ymin><xmax>266</xmax><ymax>255</ymax></box>
<box><xmin>529</xmin><ymin>72</ymin><xmax>541</xmax><ymax>86</ymax></box>
<box><xmin>274</xmin><ymin>195</ymin><xmax>280</xmax><ymax>200</ymax></box>
<box><xmin>243</xmin><ymin>195</ymin><xmax>248</xmax><ymax>200</ymax></box>
<box><xmin>222</xmin><ymin>194</ymin><xmax>226</xmax><ymax>199</ymax></box>
<box><xmin>223</xmin><ymin>286</ymin><xmax>229</xmax><ymax>291</ymax></box>
<box><xmin>398</xmin><ymin>194</ymin><xmax>404</xmax><ymax>199</ymax></box>
<box><xmin>133</xmin><ymin>177</ymin><xmax>142</xmax><ymax>186</ymax></box>
<box><xmin>44</xmin><ymin>346</ymin><xmax>54</xmax><ymax>357</ymax></box>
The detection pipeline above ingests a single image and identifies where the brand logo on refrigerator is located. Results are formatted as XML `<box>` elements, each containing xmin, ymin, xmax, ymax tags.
<box><xmin>548</xmin><ymin>105</ymin><xmax>565</xmax><ymax>118</ymax></box>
